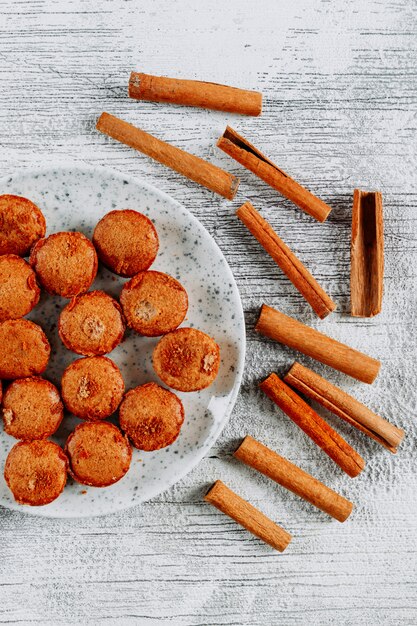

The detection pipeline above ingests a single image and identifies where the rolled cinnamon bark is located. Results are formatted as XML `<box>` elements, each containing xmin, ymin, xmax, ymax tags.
<box><xmin>96</xmin><ymin>112</ymin><xmax>239</xmax><ymax>200</ymax></box>
<box><xmin>351</xmin><ymin>189</ymin><xmax>384</xmax><ymax>317</ymax></box>
<box><xmin>284</xmin><ymin>362</ymin><xmax>404</xmax><ymax>453</ymax></box>
<box><xmin>217</xmin><ymin>126</ymin><xmax>332</xmax><ymax>222</ymax></box>
<box><xmin>129</xmin><ymin>72</ymin><xmax>262</xmax><ymax>116</ymax></box>
<box><xmin>204</xmin><ymin>480</ymin><xmax>292</xmax><ymax>552</ymax></box>
<box><xmin>260</xmin><ymin>374</ymin><xmax>365</xmax><ymax>478</ymax></box>
<box><xmin>234</xmin><ymin>436</ymin><xmax>354</xmax><ymax>522</ymax></box>
<box><xmin>237</xmin><ymin>201</ymin><xmax>335</xmax><ymax>318</ymax></box>
<box><xmin>255</xmin><ymin>304</ymin><xmax>381</xmax><ymax>384</ymax></box>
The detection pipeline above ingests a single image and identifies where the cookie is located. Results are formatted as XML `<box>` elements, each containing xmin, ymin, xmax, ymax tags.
<box><xmin>93</xmin><ymin>209</ymin><xmax>159</xmax><ymax>277</ymax></box>
<box><xmin>153</xmin><ymin>327</ymin><xmax>220</xmax><ymax>392</ymax></box>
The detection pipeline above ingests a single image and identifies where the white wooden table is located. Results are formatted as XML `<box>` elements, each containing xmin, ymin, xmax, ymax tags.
<box><xmin>1</xmin><ymin>1</ymin><xmax>417</xmax><ymax>624</ymax></box>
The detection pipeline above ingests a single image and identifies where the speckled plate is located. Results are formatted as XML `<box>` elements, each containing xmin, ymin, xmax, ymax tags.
<box><xmin>0</xmin><ymin>164</ymin><xmax>245</xmax><ymax>518</ymax></box>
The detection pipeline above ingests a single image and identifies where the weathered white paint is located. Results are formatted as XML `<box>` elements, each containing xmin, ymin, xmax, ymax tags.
<box><xmin>1</xmin><ymin>0</ymin><xmax>417</xmax><ymax>623</ymax></box>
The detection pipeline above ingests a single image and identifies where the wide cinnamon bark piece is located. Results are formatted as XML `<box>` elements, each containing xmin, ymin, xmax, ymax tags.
<box><xmin>351</xmin><ymin>189</ymin><xmax>384</xmax><ymax>317</ymax></box>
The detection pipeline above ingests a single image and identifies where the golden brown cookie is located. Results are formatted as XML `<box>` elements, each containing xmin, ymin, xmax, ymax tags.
<box><xmin>153</xmin><ymin>327</ymin><xmax>220</xmax><ymax>392</ymax></box>
<box><xmin>4</xmin><ymin>440</ymin><xmax>68</xmax><ymax>506</ymax></box>
<box><xmin>92</xmin><ymin>209</ymin><xmax>159</xmax><ymax>277</ymax></box>
<box><xmin>0</xmin><ymin>319</ymin><xmax>51</xmax><ymax>379</ymax></box>
<box><xmin>30</xmin><ymin>231</ymin><xmax>98</xmax><ymax>298</ymax></box>
<box><xmin>120</xmin><ymin>271</ymin><xmax>188</xmax><ymax>336</ymax></box>
<box><xmin>65</xmin><ymin>421</ymin><xmax>132</xmax><ymax>487</ymax></box>
<box><xmin>58</xmin><ymin>290</ymin><xmax>125</xmax><ymax>356</ymax></box>
<box><xmin>0</xmin><ymin>254</ymin><xmax>40</xmax><ymax>322</ymax></box>
<box><xmin>119</xmin><ymin>382</ymin><xmax>184</xmax><ymax>451</ymax></box>
<box><xmin>0</xmin><ymin>195</ymin><xmax>46</xmax><ymax>256</ymax></box>
<box><xmin>61</xmin><ymin>356</ymin><xmax>124</xmax><ymax>421</ymax></box>
<box><xmin>2</xmin><ymin>377</ymin><xmax>63</xmax><ymax>440</ymax></box>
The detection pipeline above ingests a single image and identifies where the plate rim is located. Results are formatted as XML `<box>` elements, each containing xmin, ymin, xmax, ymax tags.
<box><xmin>0</xmin><ymin>162</ymin><xmax>246</xmax><ymax>519</ymax></box>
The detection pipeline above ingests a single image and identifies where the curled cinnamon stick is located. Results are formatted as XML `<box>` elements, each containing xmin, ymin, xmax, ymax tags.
<box><xmin>217</xmin><ymin>126</ymin><xmax>332</xmax><ymax>222</ymax></box>
<box><xmin>255</xmin><ymin>304</ymin><xmax>381</xmax><ymax>384</ymax></box>
<box><xmin>234</xmin><ymin>436</ymin><xmax>353</xmax><ymax>522</ymax></box>
<box><xmin>129</xmin><ymin>72</ymin><xmax>262</xmax><ymax>116</ymax></box>
<box><xmin>237</xmin><ymin>201</ymin><xmax>335</xmax><ymax>318</ymax></box>
<box><xmin>96</xmin><ymin>112</ymin><xmax>239</xmax><ymax>200</ymax></box>
<box><xmin>204</xmin><ymin>480</ymin><xmax>292</xmax><ymax>552</ymax></box>
<box><xmin>351</xmin><ymin>189</ymin><xmax>384</xmax><ymax>317</ymax></box>
<box><xmin>284</xmin><ymin>362</ymin><xmax>404</xmax><ymax>453</ymax></box>
<box><xmin>260</xmin><ymin>374</ymin><xmax>365</xmax><ymax>477</ymax></box>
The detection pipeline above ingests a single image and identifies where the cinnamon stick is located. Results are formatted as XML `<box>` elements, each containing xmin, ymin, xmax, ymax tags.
<box><xmin>260</xmin><ymin>374</ymin><xmax>365</xmax><ymax>477</ymax></box>
<box><xmin>234</xmin><ymin>436</ymin><xmax>353</xmax><ymax>522</ymax></box>
<box><xmin>284</xmin><ymin>362</ymin><xmax>404</xmax><ymax>453</ymax></box>
<box><xmin>255</xmin><ymin>304</ymin><xmax>381</xmax><ymax>384</ymax></box>
<box><xmin>96</xmin><ymin>112</ymin><xmax>239</xmax><ymax>200</ymax></box>
<box><xmin>129</xmin><ymin>72</ymin><xmax>262</xmax><ymax>116</ymax></box>
<box><xmin>351</xmin><ymin>189</ymin><xmax>384</xmax><ymax>317</ymax></box>
<box><xmin>237</xmin><ymin>201</ymin><xmax>336</xmax><ymax>318</ymax></box>
<box><xmin>217</xmin><ymin>126</ymin><xmax>332</xmax><ymax>222</ymax></box>
<box><xmin>204</xmin><ymin>480</ymin><xmax>292</xmax><ymax>552</ymax></box>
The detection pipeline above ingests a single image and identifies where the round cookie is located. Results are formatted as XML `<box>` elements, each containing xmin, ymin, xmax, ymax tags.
<box><xmin>153</xmin><ymin>327</ymin><xmax>220</xmax><ymax>392</ymax></box>
<box><xmin>65</xmin><ymin>421</ymin><xmax>132</xmax><ymax>487</ymax></box>
<box><xmin>30</xmin><ymin>231</ymin><xmax>98</xmax><ymax>298</ymax></box>
<box><xmin>0</xmin><ymin>319</ymin><xmax>51</xmax><ymax>379</ymax></box>
<box><xmin>0</xmin><ymin>254</ymin><xmax>40</xmax><ymax>322</ymax></box>
<box><xmin>0</xmin><ymin>195</ymin><xmax>46</xmax><ymax>256</ymax></box>
<box><xmin>120</xmin><ymin>271</ymin><xmax>188</xmax><ymax>336</ymax></box>
<box><xmin>4</xmin><ymin>440</ymin><xmax>68</xmax><ymax>506</ymax></box>
<box><xmin>119</xmin><ymin>382</ymin><xmax>184</xmax><ymax>451</ymax></box>
<box><xmin>92</xmin><ymin>209</ymin><xmax>159</xmax><ymax>277</ymax></box>
<box><xmin>61</xmin><ymin>356</ymin><xmax>124</xmax><ymax>421</ymax></box>
<box><xmin>2</xmin><ymin>377</ymin><xmax>63</xmax><ymax>440</ymax></box>
<box><xmin>58</xmin><ymin>290</ymin><xmax>125</xmax><ymax>356</ymax></box>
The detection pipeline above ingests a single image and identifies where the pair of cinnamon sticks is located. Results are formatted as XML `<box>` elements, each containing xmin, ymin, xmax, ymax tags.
<box><xmin>97</xmin><ymin>72</ymin><xmax>262</xmax><ymax>200</ymax></box>
<box><xmin>96</xmin><ymin>115</ymin><xmax>331</xmax><ymax>218</ymax></box>
<box><xmin>95</xmin><ymin>113</ymin><xmax>329</xmax><ymax>216</ymax></box>
<box><xmin>205</xmin><ymin>435</ymin><xmax>354</xmax><ymax>553</ymax></box>
<box><xmin>261</xmin><ymin>364</ymin><xmax>403</xmax><ymax>475</ymax></box>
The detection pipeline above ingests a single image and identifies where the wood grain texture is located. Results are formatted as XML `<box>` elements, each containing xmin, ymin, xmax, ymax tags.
<box><xmin>1</xmin><ymin>0</ymin><xmax>417</xmax><ymax>624</ymax></box>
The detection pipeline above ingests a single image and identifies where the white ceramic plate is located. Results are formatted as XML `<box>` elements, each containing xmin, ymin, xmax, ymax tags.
<box><xmin>0</xmin><ymin>165</ymin><xmax>245</xmax><ymax>518</ymax></box>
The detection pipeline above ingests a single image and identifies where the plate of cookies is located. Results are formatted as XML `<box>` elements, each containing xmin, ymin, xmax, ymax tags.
<box><xmin>0</xmin><ymin>164</ymin><xmax>245</xmax><ymax>517</ymax></box>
